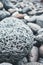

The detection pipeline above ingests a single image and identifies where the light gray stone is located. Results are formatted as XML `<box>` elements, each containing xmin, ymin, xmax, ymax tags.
<box><xmin>29</xmin><ymin>46</ymin><xmax>38</xmax><ymax>62</ymax></box>
<box><xmin>27</xmin><ymin>23</ymin><xmax>41</xmax><ymax>33</ymax></box>
<box><xmin>0</xmin><ymin>63</ymin><xmax>12</xmax><ymax>65</ymax></box>
<box><xmin>0</xmin><ymin>17</ymin><xmax>34</xmax><ymax>64</ymax></box>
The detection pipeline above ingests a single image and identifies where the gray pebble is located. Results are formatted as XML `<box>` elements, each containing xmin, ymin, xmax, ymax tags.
<box><xmin>36</xmin><ymin>15</ymin><xmax>43</xmax><ymax>28</ymax></box>
<box><xmin>27</xmin><ymin>23</ymin><xmax>41</xmax><ymax>34</ymax></box>
<box><xmin>35</xmin><ymin>33</ymin><xmax>43</xmax><ymax>43</ymax></box>
<box><xmin>39</xmin><ymin>45</ymin><xmax>43</xmax><ymax>57</ymax></box>
<box><xmin>0</xmin><ymin>2</ymin><xmax>3</xmax><ymax>10</ymax></box>
<box><xmin>0</xmin><ymin>10</ymin><xmax>10</xmax><ymax>20</ymax></box>
<box><xmin>22</xmin><ymin>6</ymin><xmax>32</xmax><ymax>13</ymax></box>
<box><xmin>29</xmin><ymin>46</ymin><xmax>38</xmax><ymax>62</ymax></box>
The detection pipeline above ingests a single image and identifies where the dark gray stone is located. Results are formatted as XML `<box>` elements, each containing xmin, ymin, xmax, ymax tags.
<box><xmin>39</xmin><ymin>58</ymin><xmax>43</xmax><ymax>64</ymax></box>
<box><xmin>0</xmin><ymin>0</ymin><xmax>15</xmax><ymax>10</ymax></box>
<box><xmin>22</xmin><ymin>6</ymin><xmax>32</xmax><ymax>13</ymax></box>
<box><xmin>36</xmin><ymin>10</ymin><xmax>43</xmax><ymax>15</ymax></box>
<box><xmin>0</xmin><ymin>10</ymin><xmax>10</xmax><ymax>20</ymax></box>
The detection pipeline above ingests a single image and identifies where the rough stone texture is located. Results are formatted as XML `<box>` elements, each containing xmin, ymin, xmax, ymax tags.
<box><xmin>0</xmin><ymin>17</ymin><xmax>34</xmax><ymax>64</ymax></box>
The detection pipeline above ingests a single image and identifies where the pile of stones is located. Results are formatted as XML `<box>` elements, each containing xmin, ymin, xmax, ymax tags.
<box><xmin>0</xmin><ymin>0</ymin><xmax>43</xmax><ymax>65</ymax></box>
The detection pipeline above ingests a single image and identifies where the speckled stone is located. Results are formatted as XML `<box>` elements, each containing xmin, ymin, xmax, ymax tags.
<box><xmin>0</xmin><ymin>17</ymin><xmax>34</xmax><ymax>64</ymax></box>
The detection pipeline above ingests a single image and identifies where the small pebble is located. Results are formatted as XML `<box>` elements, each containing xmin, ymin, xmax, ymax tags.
<box><xmin>12</xmin><ymin>12</ymin><xmax>24</xmax><ymax>18</ymax></box>
<box><xmin>8</xmin><ymin>8</ymin><xmax>16</xmax><ymax>14</ymax></box>
<box><xmin>0</xmin><ymin>2</ymin><xmax>3</xmax><ymax>10</ymax></box>
<box><xmin>39</xmin><ymin>45</ymin><xmax>43</xmax><ymax>57</ymax></box>
<box><xmin>29</xmin><ymin>46</ymin><xmax>38</xmax><ymax>62</ymax></box>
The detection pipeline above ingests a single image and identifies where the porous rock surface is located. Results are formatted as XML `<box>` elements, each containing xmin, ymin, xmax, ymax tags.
<box><xmin>0</xmin><ymin>17</ymin><xmax>34</xmax><ymax>64</ymax></box>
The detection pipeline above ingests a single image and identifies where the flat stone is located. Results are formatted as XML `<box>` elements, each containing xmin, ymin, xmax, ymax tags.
<box><xmin>36</xmin><ymin>10</ymin><xmax>43</xmax><ymax>15</ymax></box>
<box><xmin>12</xmin><ymin>12</ymin><xmax>24</xmax><ymax>19</ymax></box>
<box><xmin>8</xmin><ymin>8</ymin><xmax>16</xmax><ymax>14</ymax></box>
<box><xmin>28</xmin><ymin>10</ymin><xmax>36</xmax><ymax>15</ymax></box>
<box><xmin>24</xmin><ymin>15</ymin><xmax>37</xmax><ymax>22</ymax></box>
<box><xmin>27</xmin><ymin>23</ymin><xmax>41</xmax><ymax>34</ymax></box>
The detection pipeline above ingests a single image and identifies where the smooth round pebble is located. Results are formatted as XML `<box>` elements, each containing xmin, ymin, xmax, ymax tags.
<box><xmin>39</xmin><ymin>45</ymin><xmax>43</xmax><ymax>57</ymax></box>
<box><xmin>29</xmin><ymin>46</ymin><xmax>38</xmax><ymax>62</ymax></box>
<box><xmin>27</xmin><ymin>23</ymin><xmax>41</xmax><ymax>34</ymax></box>
<box><xmin>0</xmin><ymin>2</ymin><xmax>3</xmax><ymax>10</ymax></box>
